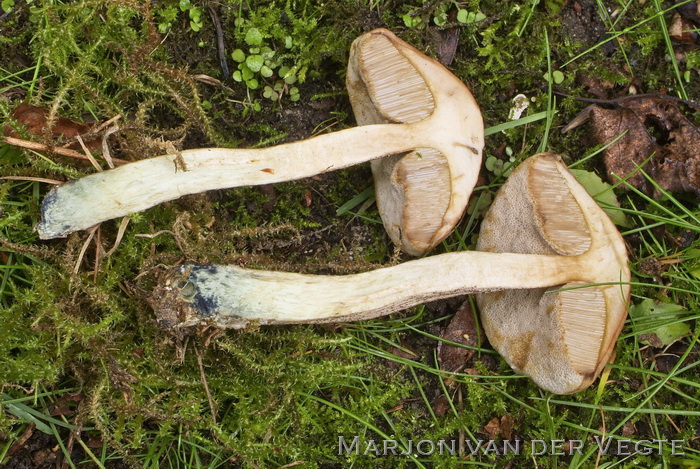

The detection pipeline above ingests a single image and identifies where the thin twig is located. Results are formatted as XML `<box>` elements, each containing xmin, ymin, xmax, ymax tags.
<box><xmin>90</xmin><ymin>113</ymin><xmax>122</xmax><ymax>135</ymax></box>
<box><xmin>595</xmin><ymin>405</ymin><xmax>606</xmax><ymax>469</ymax></box>
<box><xmin>93</xmin><ymin>226</ymin><xmax>102</xmax><ymax>283</ymax></box>
<box><xmin>208</xmin><ymin>5</ymin><xmax>230</xmax><ymax>79</ymax></box>
<box><xmin>74</xmin><ymin>226</ymin><xmax>98</xmax><ymax>275</ymax></box>
<box><xmin>194</xmin><ymin>346</ymin><xmax>217</xmax><ymax>424</ymax></box>
<box><xmin>3</xmin><ymin>136</ymin><xmax>130</xmax><ymax>166</ymax></box>
<box><xmin>134</xmin><ymin>230</ymin><xmax>186</xmax><ymax>252</ymax></box>
<box><xmin>277</xmin><ymin>462</ymin><xmax>307</xmax><ymax>469</ymax></box>
<box><xmin>76</xmin><ymin>135</ymin><xmax>102</xmax><ymax>172</ymax></box>
<box><xmin>105</xmin><ymin>217</ymin><xmax>130</xmax><ymax>257</ymax></box>
<box><xmin>0</xmin><ymin>176</ymin><xmax>62</xmax><ymax>184</ymax></box>
<box><xmin>553</xmin><ymin>91</ymin><xmax>700</xmax><ymax>110</ymax></box>
<box><xmin>101</xmin><ymin>126</ymin><xmax>121</xmax><ymax>169</ymax></box>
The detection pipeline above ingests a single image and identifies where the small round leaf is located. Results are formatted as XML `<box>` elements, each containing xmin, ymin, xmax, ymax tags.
<box><xmin>231</xmin><ymin>49</ymin><xmax>246</xmax><ymax>62</ymax></box>
<box><xmin>245</xmin><ymin>28</ymin><xmax>263</xmax><ymax>46</ymax></box>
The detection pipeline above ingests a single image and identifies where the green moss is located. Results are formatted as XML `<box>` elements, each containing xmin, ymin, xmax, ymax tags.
<box><xmin>1</xmin><ymin>0</ymin><xmax>699</xmax><ymax>466</ymax></box>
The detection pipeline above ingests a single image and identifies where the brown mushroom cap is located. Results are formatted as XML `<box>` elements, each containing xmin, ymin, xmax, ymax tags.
<box><xmin>476</xmin><ymin>153</ymin><xmax>631</xmax><ymax>394</ymax></box>
<box><xmin>346</xmin><ymin>29</ymin><xmax>484</xmax><ymax>256</ymax></box>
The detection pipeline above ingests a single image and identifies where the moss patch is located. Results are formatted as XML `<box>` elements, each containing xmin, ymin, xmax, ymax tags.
<box><xmin>1</xmin><ymin>0</ymin><xmax>699</xmax><ymax>467</ymax></box>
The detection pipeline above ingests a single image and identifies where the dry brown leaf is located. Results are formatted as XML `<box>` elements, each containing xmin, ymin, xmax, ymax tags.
<box><xmin>621</xmin><ymin>420</ymin><xmax>636</xmax><ymax>437</ymax></box>
<box><xmin>384</xmin><ymin>343</ymin><xmax>420</xmax><ymax>370</ymax></box>
<box><xmin>437</xmin><ymin>300</ymin><xmax>480</xmax><ymax>375</ymax></box>
<box><xmin>4</xmin><ymin>103</ymin><xmax>101</xmax><ymax>152</ymax></box>
<box><xmin>480</xmin><ymin>415</ymin><xmax>514</xmax><ymax>439</ymax></box>
<box><xmin>431</xmin><ymin>395</ymin><xmax>451</xmax><ymax>418</ymax></box>
<box><xmin>669</xmin><ymin>12</ymin><xmax>699</xmax><ymax>44</ymax></box>
<box><xmin>500</xmin><ymin>415</ymin><xmax>514</xmax><ymax>440</ymax></box>
<box><xmin>481</xmin><ymin>417</ymin><xmax>501</xmax><ymax>439</ymax></box>
<box><xmin>570</xmin><ymin>96</ymin><xmax>700</xmax><ymax>196</ymax></box>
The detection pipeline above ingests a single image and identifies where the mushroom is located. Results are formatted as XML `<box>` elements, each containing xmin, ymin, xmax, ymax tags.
<box><xmin>37</xmin><ymin>29</ymin><xmax>484</xmax><ymax>256</ymax></box>
<box><xmin>152</xmin><ymin>153</ymin><xmax>630</xmax><ymax>394</ymax></box>
<box><xmin>346</xmin><ymin>29</ymin><xmax>483</xmax><ymax>255</ymax></box>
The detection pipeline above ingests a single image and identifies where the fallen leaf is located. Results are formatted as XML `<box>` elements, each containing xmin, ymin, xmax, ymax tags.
<box><xmin>433</xmin><ymin>26</ymin><xmax>459</xmax><ymax>66</ymax></box>
<box><xmin>570</xmin><ymin>168</ymin><xmax>629</xmax><ymax>227</ymax></box>
<box><xmin>669</xmin><ymin>12</ymin><xmax>698</xmax><ymax>44</ymax></box>
<box><xmin>676</xmin><ymin>1</ymin><xmax>700</xmax><ymax>24</ymax></box>
<box><xmin>500</xmin><ymin>415</ymin><xmax>514</xmax><ymax>440</ymax></box>
<box><xmin>431</xmin><ymin>395</ymin><xmax>451</xmax><ymax>418</ymax></box>
<box><xmin>480</xmin><ymin>415</ymin><xmax>514</xmax><ymax>439</ymax></box>
<box><xmin>569</xmin><ymin>96</ymin><xmax>700</xmax><ymax>196</ymax></box>
<box><xmin>4</xmin><ymin>103</ymin><xmax>101</xmax><ymax>152</ymax></box>
<box><xmin>437</xmin><ymin>300</ymin><xmax>480</xmax><ymax>374</ymax></box>
<box><xmin>385</xmin><ymin>343</ymin><xmax>420</xmax><ymax>370</ymax></box>
<box><xmin>621</xmin><ymin>420</ymin><xmax>636</xmax><ymax>437</ymax></box>
<box><xmin>481</xmin><ymin>417</ymin><xmax>501</xmax><ymax>439</ymax></box>
<box><xmin>629</xmin><ymin>299</ymin><xmax>691</xmax><ymax>347</ymax></box>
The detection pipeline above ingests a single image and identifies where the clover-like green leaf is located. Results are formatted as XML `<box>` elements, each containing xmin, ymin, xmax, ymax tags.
<box><xmin>231</xmin><ymin>49</ymin><xmax>246</xmax><ymax>62</ymax></box>
<box><xmin>245</xmin><ymin>28</ymin><xmax>263</xmax><ymax>46</ymax></box>
<box><xmin>246</xmin><ymin>55</ymin><xmax>264</xmax><ymax>72</ymax></box>
<box><xmin>570</xmin><ymin>169</ymin><xmax>629</xmax><ymax>227</ymax></box>
<box><xmin>630</xmin><ymin>299</ymin><xmax>691</xmax><ymax>347</ymax></box>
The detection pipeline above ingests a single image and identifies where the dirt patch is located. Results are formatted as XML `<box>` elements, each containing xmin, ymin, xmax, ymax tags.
<box><xmin>560</xmin><ymin>0</ymin><xmax>614</xmax><ymax>55</ymax></box>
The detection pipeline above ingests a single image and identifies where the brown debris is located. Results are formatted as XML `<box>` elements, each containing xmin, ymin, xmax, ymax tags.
<box><xmin>437</xmin><ymin>300</ymin><xmax>480</xmax><ymax>375</ymax></box>
<box><xmin>676</xmin><ymin>1</ymin><xmax>700</xmax><ymax>24</ymax></box>
<box><xmin>4</xmin><ymin>103</ymin><xmax>101</xmax><ymax>152</ymax></box>
<box><xmin>386</xmin><ymin>344</ymin><xmax>421</xmax><ymax>361</ymax></box>
<box><xmin>431</xmin><ymin>395</ymin><xmax>451</xmax><ymax>417</ymax></box>
<box><xmin>568</xmin><ymin>96</ymin><xmax>700</xmax><ymax>196</ymax></box>
<box><xmin>576</xmin><ymin>72</ymin><xmax>616</xmax><ymax>100</ymax></box>
<box><xmin>480</xmin><ymin>415</ymin><xmax>515</xmax><ymax>440</ymax></box>
<box><xmin>669</xmin><ymin>13</ymin><xmax>699</xmax><ymax>44</ymax></box>
<box><xmin>433</xmin><ymin>27</ymin><xmax>460</xmax><ymax>66</ymax></box>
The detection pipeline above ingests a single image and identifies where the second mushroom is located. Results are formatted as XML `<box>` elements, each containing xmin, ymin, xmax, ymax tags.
<box><xmin>152</xmin><ymin>153</ymin><xmax>631</xmax><ymax>395</ymax></box>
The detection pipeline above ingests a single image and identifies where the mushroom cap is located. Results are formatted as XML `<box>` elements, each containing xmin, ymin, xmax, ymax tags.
<box><xmin>346</xmin><ymin>29</ymin><xmax>484</xmax><ymax>256</ymax></box>
<box><xmin>475</xmin><ymin>153</ymin><xmax>630</xmax><ymax>394</ymax></box>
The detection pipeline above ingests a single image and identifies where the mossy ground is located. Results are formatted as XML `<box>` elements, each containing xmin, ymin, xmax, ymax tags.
<box><xmin>1</xmin><ymin>0</ymin><xmax>699</xmax><ymax>468</ymax></box>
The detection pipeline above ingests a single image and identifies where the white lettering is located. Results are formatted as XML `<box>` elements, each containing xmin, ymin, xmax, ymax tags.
<box><xmin>416</xmin><ymin>440</ymin><xmax>434</xmax><ymax>456</ymax></box>
<box><xmin>594</xmin><ymin>436</ymin><xmax>614</xmax><ymax>454</ymax></box>
<box><xmin>338</xmin><ymin>436</ymin><xmax>359</xmax><ymax>455</ymax></box>
<box><xmin>671</xmin><ymin>440</ymin><xmax>685</xmax><ymax>456</ymax></box>
<box><xmin>616</xmin><ymin>440</ymin><xmax>631</xmax><ymax>456</ymax></box>
<box><xmin>438</xmin><ymin>440</ymin><xmax>456</xmax><ymax>456</ymax></box>
<box><xmin>483</xmin><ymin>440</ymin><xmax>500</xmax><ymax>455</ymax></box>
<box><xmin>551</xmin><ymin>439</ymin><xmax>565</xmax><ymax>456</ymax></box>
<box><xmin>568</xmin><ymin>440</ymin><xmax>584</xmax><ymax>455</ymax></box>
<box><xmin>383</xmin><ymin>439</ymin><xmax>398</xmax><ymax>455</ymax></box>
<box><xmin>465</xmin><ymin>439</ymin><xmax>485</xmax><ymax>455</ymax></box>
<box><xmin>363</xmin><ymin>439</ymin><xmax>379</xmax><ymax>456</ymax></box>
<box><xmin>532</xmin><ymin>440</ymin><xmax>547</xmax><ymax>456</ymax></box>
<box><xmin>503</xmin><ymin>440</ymin><xmax>520</xmax><ymax>455</ymax></box>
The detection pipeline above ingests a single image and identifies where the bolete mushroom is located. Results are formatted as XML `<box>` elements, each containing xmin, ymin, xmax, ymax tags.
<box><xmin>346</xmin><ymin>29</ymin><xmax>483</xmax><ymax>255</ymax></box>
<box><xmin>37</xmin><ymin>29</ymin><xmax>484</xmax><ymax>256</ymax></box>
<box><xmin>152</xmin><ymin>153</ymin><xmax>630</xmax><ymax>394</ymax></box>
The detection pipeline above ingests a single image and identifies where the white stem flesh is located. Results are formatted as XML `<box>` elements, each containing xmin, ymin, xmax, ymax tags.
<box><xmin>167</xmin><ymin>252</ymin><xmax>585</xmax><ymax>329</ymax></box>
<box><xmin>38</xmin><ymin>123</ymin><xmax>424</xmax><ymax>239</ymax></box>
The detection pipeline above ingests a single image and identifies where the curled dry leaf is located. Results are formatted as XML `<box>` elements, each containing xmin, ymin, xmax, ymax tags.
<box><xmin>566</xmin><ymin>96</ymin><xmax>700</xmax><ymax>196</ymax></box>
<box><xmin>437</xmin><ymin>300</ymin><xmax>480</xmax><ymax>375</ymax></box>
<box><xmin>480</xmin><ymin>415</ymin><xmax>514</xmax><ymax>440</ymax></box>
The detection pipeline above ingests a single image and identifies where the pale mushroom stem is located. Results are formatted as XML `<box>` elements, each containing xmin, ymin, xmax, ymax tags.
<box><xmin>38</xmin><ymin>122</ymin><xmax>425</xmax><ymax>239</ymax></box>
<box><xmin>158</xmin><ymin>251</ymin><xmax>584</xmax><ymax>329</ymax></box>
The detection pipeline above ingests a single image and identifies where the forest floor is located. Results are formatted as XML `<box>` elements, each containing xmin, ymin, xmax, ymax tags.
<box><xmin>1</xmin><ymin>0</ymin><xmax>699</xmax><ymax>468</ymax></box>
